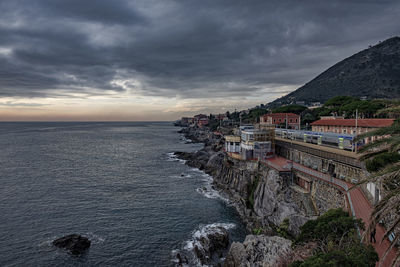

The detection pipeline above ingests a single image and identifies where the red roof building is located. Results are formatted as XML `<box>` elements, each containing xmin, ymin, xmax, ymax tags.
<box><xmin>260</xmin><ymin>113</ymin><xmax>300</xmax><ymax>130</ymax></box>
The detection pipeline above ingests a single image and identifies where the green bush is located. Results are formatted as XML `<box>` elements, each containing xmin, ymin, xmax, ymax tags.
<box><xmin>272</xmin><ymin>104</ymin><xmax>307</xmax><ymax>115</ymax></box>
<box><xmin>296</xmin><ymin>209</ymin><xmax>363</xmax><ymax>244</ymax></box>
<box><xmin>277</xmin><ymin>218</ymin><xmax>291</xmax><ymax>239</ymax></box>
<box><xmin>253</xmin><ymin>227</ymin><xmax>263</xmax><ymax>235</ymax></box>
<box><xmin>292</xmin><ymin>209</ymin><xmax>378</xmax><ymax>267</ymax></box>
<box><xmin>290</xmin><ymin>244</ymin><xmax>378</xmax><ymax>267</ymax></box>
<box><xmin>366</xmin><ymin>152</ymin><xmax>400</xmax><ymax>172</ymax></box>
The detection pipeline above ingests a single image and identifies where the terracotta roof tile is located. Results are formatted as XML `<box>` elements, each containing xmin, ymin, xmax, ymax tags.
<box><xmin>264</xmin><ymin>113</ymin><xmax>299</xmax><ymax>117</ymax></box>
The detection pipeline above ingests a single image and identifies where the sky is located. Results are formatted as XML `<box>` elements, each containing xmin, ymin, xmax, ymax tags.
<box><xmin>0</xmin><ymin>0</ymin><xmax>399</xmax><ymax>121</ymax></box>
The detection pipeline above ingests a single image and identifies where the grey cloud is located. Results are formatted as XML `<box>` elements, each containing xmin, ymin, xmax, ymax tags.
<box><xmin>0</xmin><ymin>101</ymin><xmax>46</xmax><ymax>107</ymax></box>
<box><xmin>0</xmin><ymin>0</ymin><xmax>399</xmax><ymax>100</ymax></box>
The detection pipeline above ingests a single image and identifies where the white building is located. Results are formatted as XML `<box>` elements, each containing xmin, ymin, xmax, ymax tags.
<box><xmin>225</xmin><ymin>135</ymin><xmax>241</xmax><ymax>153</ymax></box>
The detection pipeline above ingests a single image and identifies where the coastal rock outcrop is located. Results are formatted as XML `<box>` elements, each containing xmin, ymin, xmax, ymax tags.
<box><xmin>53</xmin><ymin>234</ymin><xmax>91</xmax><ymax>255</ymax></box>
<box><xmin>175</xmin><ymin>124</ymin><xmax>347</xmax><ymax>266</ymax></box>
<box><xmin>184</xmin><ymin>224</ymin><xmax>231</xmax><ymax>266</ymax></box>
<box><xmin>224</xmin><ymin>235</ymin><xmax>293</xmax><ymax>267</ymax></box>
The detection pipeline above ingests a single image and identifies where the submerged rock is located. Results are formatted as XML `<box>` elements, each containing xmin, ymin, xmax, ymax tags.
<box><xmin>53</xmin><ymin>234</ymin><xmax>91</xmax><ymax>255</ymax></box>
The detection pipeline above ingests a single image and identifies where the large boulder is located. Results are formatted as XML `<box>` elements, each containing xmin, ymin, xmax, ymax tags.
<box><xmin>53</xmin><ymin>234</ymin><xmax>91</xmax><ymax>255</ymax></box>
<box><xmin>224</xmin><ymin>235</ymin><xmax>292</xmax><ymax>267</ymax></box>
<box><xmin>193</xmin><ymin>226</ymin><xmax>230</xmax><ymax>265</ymax></box>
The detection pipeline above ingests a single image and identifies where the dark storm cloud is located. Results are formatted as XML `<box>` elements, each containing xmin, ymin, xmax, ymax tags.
<box><xmin>0</xmin><ymin>0</ymin><xmax>399</xmax><ymax>99</ymax></box>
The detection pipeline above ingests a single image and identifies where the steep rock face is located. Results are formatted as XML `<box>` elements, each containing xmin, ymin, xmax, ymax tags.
<box><xmin>224</xmin><ymin>235</ymin><xmax>293</xmax><ymax>267</ymax></box>
<box><xmin>252</xmin><ymin>170</ymin><xmax>310</xmax><ymax>236</ymax></box>
<box><xmin>207</xmin><ymin>156</ymin><xmax>309</xmax><ymax>235</ymax></box>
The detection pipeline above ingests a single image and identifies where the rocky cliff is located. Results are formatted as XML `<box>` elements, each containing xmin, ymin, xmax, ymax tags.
<box><xmin>176</xmin><ymin>125</ymin><xmax>346</xmax><ymax>266</ymax></box>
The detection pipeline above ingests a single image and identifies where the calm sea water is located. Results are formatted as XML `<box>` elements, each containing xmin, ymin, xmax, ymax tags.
<box><xmin>0</xmin><ymin>122</ymin><xmax>246</xmax><ymax>267</ymax></box>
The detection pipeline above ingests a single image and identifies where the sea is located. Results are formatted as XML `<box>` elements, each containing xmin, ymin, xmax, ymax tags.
<box><xmin>0</xmin><ymin>122</ymin><xmax>246</xmax><ymax>267</ymax></box>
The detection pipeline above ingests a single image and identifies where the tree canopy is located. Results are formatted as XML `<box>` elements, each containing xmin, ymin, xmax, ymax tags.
<box><xmin>292</xmin><ymin>209</ymin><xmax>378</xmax><ymax>267</ymax></box>
<box><xmin>272</xmin><ymin>104</ymin><xmax>307</xmax><ymax>115</ymax></box>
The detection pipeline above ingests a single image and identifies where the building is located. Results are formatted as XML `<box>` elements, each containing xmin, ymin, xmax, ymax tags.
<box><xmin>197</xmin><ymin>117</ymin><xmax>209</xmax><ymax>127</ymax></box>
<box><xmin>308</xmin><ymin>102</ymin><xmax>321</xmax><ymax>109</ymax></box>
<box><xmin>260</xmin><ymin>113</ymin><xmax>301</xmax><ymax>130</ymax></box>
<box><xmin>310</xmin><ymin>118</ymin><xmax>394</xmax><ymax>144</ymax></box>
<box><xmin>240</xmin><ymin>128</ymin><xmax>273</xmax><ymax>160</ymax></box>
<box><xmin>194</xmin><ymin>114</ymin><xmax>208</xmax><ymax>121</ymax></box>
<box><xmin>179</xmin><ymin>117</ymin><xmax>194</xmax><ymax>126</ymax></box>
<box><xmin>310</xmin><ymin>118</ymin><xmax>394</xmax><ymax>135</ymax></box>
<box><xmin>296</xmin><ymin>101</ymin><xmax>306</xmax><ymax>106</ymax></box>
<box><xmin>225</xmin><ymin>135</ymin><xmax>241</xmax><ymax>153</ymax></box>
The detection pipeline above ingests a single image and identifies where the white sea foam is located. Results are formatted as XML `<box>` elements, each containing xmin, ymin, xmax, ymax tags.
<box><xmin>180</xmin><ymin>135</ymin><xmax>193</xmax><ymax>144</ymax></box>
<box><xmin>194</xmin><ymin>172</ymin><xmax>230</xmax><ymax>204</ymax></box>
<box><xmin>166</xmin><ymin>152</ymin><xmax>186</xmax><ymax>164</ymax></box>
<box><xmin>84</xmin><ymin>232</ymin><xmax>105</xmax><ymax>244</ymax></box>
<box><xmin>172</xmin><ymin>223</ymin><xmax>236</xmax><ymax>267</ymax></box>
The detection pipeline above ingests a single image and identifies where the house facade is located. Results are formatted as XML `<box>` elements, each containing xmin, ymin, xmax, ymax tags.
<box><xmin>260</xmin><ymin>113</ymin><xmax>300</xmax><ymax>129</ymax></box>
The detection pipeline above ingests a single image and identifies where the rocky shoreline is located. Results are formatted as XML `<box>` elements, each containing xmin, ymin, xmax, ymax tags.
<box><xmin>174</xmin><ymin>125</ymin><xmax>316</xmax><ymax>266</ymax></box>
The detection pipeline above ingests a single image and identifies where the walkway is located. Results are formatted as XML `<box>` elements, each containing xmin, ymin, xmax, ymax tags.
<box><xmin>265</xmin><ymin>156</ymin><xmax>398</xmax><ymax>267</ymax></box>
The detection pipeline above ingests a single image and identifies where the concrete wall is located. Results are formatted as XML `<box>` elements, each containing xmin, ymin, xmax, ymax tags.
<box><xmin>276</xmin><ymin>144</ymin><xmax>363</xmax><ymax>182</ymax></box>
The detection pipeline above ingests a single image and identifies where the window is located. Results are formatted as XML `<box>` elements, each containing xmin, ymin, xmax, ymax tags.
<box><xmin>290</xmin><ymin>119</ymin><xmax>292</xmax><ymax>123</ymax></box>
<box><xmin>295</xmin><ymin>119</ymin><xmax>298</xmax><ymax>122</ymax></box>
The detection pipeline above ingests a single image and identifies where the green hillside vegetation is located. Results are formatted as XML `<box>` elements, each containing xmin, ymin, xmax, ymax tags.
<box><xmin>214</xmin><ymin>95</ymin><xmax>398</xmax><ymax>127</ymax></box>
<box><xmin>311</xmin><ymin>96</ymin><xmax>386</xmax><ymax>119</ymax></box>
<box><xmin>297</xmin><ymin>95</ymin><xmax>393</xmax><ymax>126</ymax></box>
<box><xmin>270</xmin><ymin>37</ymin><xmax>400</xmax><ymax>106</ymax></box>
<box><xmin>240</xmin><ymin>108</ymin><xmax>268</xmax><ymax>123</ymax></box>
<box><xmin>291</xmin><ymin>209</ymin><xmax>378</xmax><ymax>267</ymax></box>
<box><xmin>272</xmin><ymin>104</ymin><xmax>307</xmax><ymax>115</ymax></box>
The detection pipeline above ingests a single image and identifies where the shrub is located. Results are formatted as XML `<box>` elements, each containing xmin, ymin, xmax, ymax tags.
<box><xmin>366</xmin><ymin>152</ymin><xmax>400</xmax><ymax>172</ymax></box>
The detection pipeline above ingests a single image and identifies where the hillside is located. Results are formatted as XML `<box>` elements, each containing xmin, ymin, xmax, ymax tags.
<box><xmin>270</xmin><ymin>36</ymin><xmax>400</xmax><ymax>106</ymax></box>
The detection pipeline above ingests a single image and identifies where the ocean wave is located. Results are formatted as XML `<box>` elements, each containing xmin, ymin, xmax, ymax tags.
<box><xmin>166</xmin><ymin>152</ymin><xmax>186</xmax><ymax>164</ymax></box>
<box><xmin>83</xmin><ymin>232</ymin><xmax>105</xmax><ymax>244</ymax></box>
<box><xmin>180</xmin><ymin>135</ymin><xmax>193</xmax><ymax>144</ymax></box>
<box><xmin>195</xmin><ymin>172</ymin><xmax>231</xmax><ymax>204</ymax></box>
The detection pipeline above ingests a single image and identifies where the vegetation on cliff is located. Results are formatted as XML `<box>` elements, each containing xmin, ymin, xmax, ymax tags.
<box><xmin>357</xmin><ymin>119</ymin><xmax>400</xmax><ymax>265</ymax></box>
<box><xmin>291</xmin><ymin>209</ymin><xmax>378</xmax><ymax>267</ymax></box>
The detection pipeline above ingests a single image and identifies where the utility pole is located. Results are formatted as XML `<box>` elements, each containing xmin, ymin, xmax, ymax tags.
<box><xmin>355</xmin><ymin>109</ymin><xmax>358</xmax><ymax>153</ymax></box>
<box><xmin>285</xmin><ymin>114</ymin><xmax>288</xmax><ymax>129</ymax></box>
<box><xmin>299</xmin><ymin>115</ymin><xmax>301</xmax><ymax>130</ymax></box>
